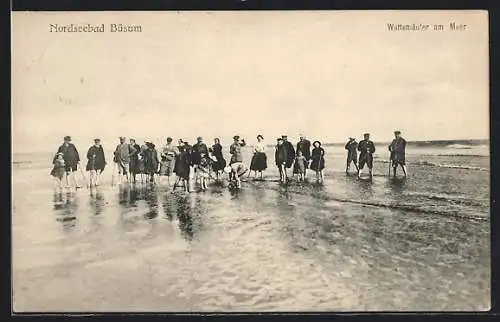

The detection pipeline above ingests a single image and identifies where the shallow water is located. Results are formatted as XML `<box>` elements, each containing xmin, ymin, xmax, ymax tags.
<box><xmin>12</xmin><ymin>147</ymin><xmax>490</xmax><ymax>311</ymax></box>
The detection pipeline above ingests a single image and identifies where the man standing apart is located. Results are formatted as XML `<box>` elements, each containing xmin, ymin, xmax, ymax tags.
<box><xmin>357</xmin><ymin>133</ymin><xmax>376</xmax><ymax>178</ymax></box>
<box><xmin>296</xmin><ymin>134</ymin><xmax>311</xmax><ymax>178</ymax></box>
<box><xmin>114</xmin><ymin>137</ymin><xmax>132</xmax><ymax>184</ymax></box>
<box><xmin>55</xmin><ymin>136</ymin><xmax>81</xmax><ymax>189</ymax></box>
<box><xmin>345</xmin><ymin>137</ymin><xmax>359</xmax><ymax>174</ymax></box>
<box><xmin>388</xmin><ymin>130</ymin><xmax>407</xmax><ymax>178</ymax></box>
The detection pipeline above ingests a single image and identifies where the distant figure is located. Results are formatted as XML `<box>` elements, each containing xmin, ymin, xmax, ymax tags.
<box><xmin>294</xmin><ymin>150</ymin><xmax>307</xmax><ymax>182</ymax></box>
<box><xmin>345</xmin><ymin>137</ymin><xmax>359</xmax><ymax>174</ymax></box>
<box><xmin>55</xmin><ymin>135</ymin><xmax>81</xmax><ymax>189</ymax></box>
<box><xmin>249</xmin><ymin>135</ymin><xmax>267</xmax><ymax>180</ymax></box>
<box><xmin>296</xmin><ymin>134</ymin><xmax>311</xmax><ymax>178</ymax></box>
<box><xmin>86</xmin><ymin>138</ymin><xmax>106</xmax><ymax>187</ymax></box>
<box><xmin>210</xmin><ymin>138</ymin><xmax>226</xmax><ymax>180</ymax></box>
<box><xmin>50</xmin><ymin>152</ymin><xmax>66</xmax><ymax>192</ymax></box>
<box><xmin>159</xmin><ymin>137</ymin><xmax>178</xmax><ymax>185</ymax></box>
<box><xmin>282</xmin><ymin>135</ymin><xmax>295</xmax><ymax>170</ymax></box>
<box><xmin>129</xmin><ymin>138</ymin><xmax>142</xmax><ymax>184</ymax></box>
<box><xmin>310</xmin><ymin>141</ymin><xmax>325</xmax><ymax>183</ymax></box>
<box><xmin>173</xmin><ymin>142</ymin><xmax>192</xmax><ymax>192</ymax></box>
<box><xmin>229</xmin><ymin>135</ymin><xmax>247</xmax><ymax>188</ymax></box>
<box><xmin>389</xmin><ymin>130</ymin><xmax>407</xmax><ymax>177</ymax></box>
<box><xmin>275</xmin><ymin>138</ymin><xmax>288</xmax><ymax>183</ymax></box>
<box><xmin>113</xmin><ymin>137</ymin><xmax>132</xmax><ymax>184</ymax></box>
<box><xmin>143</xmin><ymin>142</ymin><xmax>159</xmax><ymax>183</ymax></box>
<box><xmin>357</xmin><ymin>133</ymin><xmax>376</xmax><ymax>178</ymax></box>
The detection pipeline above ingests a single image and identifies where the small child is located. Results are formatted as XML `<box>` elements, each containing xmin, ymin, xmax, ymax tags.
<box><xmin>198</xmin><ymin>153</ymin><xmax>211</xmax><ymax>191</ymax></box>
<box><xmin>50</xmin><ymin>152</ymin><xmax>66</xmax><ymax>191</ymax></box>
<box><xmin>294</xmin><ymin>150</ymin><xmax>307</xmax><ymax>182</ymax></box>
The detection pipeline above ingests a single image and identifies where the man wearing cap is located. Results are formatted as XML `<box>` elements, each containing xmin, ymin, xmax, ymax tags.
<box><xmin>282</xmin><ymin>135</ymin><xmax>295</xmax><ymax>170</ymax></box>
<box><xmin>296</xmin><ymin>135</ymin><xmax>311</xmax><ymax>177</ymax></box>
<box><xmin>113</xmin><ymin>137</ymin><xmax>132</xmax><ymax>184</ymax></box>
<box><xmin>357</xmin><ymin>133</ymin><xmax>376</xmax><ymax>178</ymax></box>
<box><xmin>388</xmin><ymin>130</ymin><xmax>407</xmax><ymax>177</ymax></box>
<box><xmin>275</xmin><ymin>137</ymin><xmax>288</xmax><ymax>183</ymax></box>
<box><xmin>229</xmin><ymin>135</ymin><xmax>247</xmax><ymax>188</ymax></box>
<box><xmin>86</xmin><ymin>138</ymin><xmax>106</xmax><ymax>186</ymax></box>
<box><xmin>345</xmin><ymin>137</ymin><xmax>359</xmax><ymax>174</ymax></box>
<box><xmin>55</xmin><ymin>135</ymin><xmax>81</xmax><ymax>188</ymax></box>
<box><xmin>191</xmin><ymin>136</ymin><xmax>209</xmax><ymax>186</ymax></box>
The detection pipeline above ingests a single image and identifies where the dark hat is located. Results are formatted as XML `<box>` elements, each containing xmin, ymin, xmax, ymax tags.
<box><xmin>394</xmin><ymin>130</ymin><xmax>401</xmax><ymax>135</ymax></box>
<box><xmin>281</xmin><ymin>135</ymin><xmax>287</xmax><ymax>138</ymax></box>
<box><xmin>363</xmin><ymin>133</ymin><xmax>370</xmax><ymax>136</ymax></box>
<box><xmin>349</xmin><ymin>137</ymin><xmax>355</xmax><ymax>140</ymax></box>
<box><xmin>277</xmin><ymin>137</ymin><xmax>283</xmax><ymax>141</ymax></box>
<box><xmin>64</xmin><ymin>136</ymin><xmax>71</xmax><ymax>141</ymax></box>
<box><xmin>119</xmin><ymin>136</ymin><xmax>126</xmax><ymax>140</ymax></box>
<box><xmin>257</xmin><ymin>134</ymin><xmax>264</xmax><ymax>140</ymax></box>
<box><xmin>233</xmin><ymin>135</ymin><xmax>240</xmax><ymax>140</ymax></box>
<box><xmin>94</xmin><ymin>138</ymin><xmax>101</xmax><ymax>143</ymax></box>
<box><xmin>166</xmin><ymin>137</ymin><xmax>173</xmax><ymax>142</ymax></box>
<box><xmin>313</xmin><ymin>140</ymin><xmax>321</xmax><ymax>146</ymax></box>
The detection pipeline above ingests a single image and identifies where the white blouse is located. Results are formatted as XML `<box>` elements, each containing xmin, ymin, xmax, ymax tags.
<box><xmin>254</xmin><ymin>141</ymin><xmax>266</xmax><ymax>153</ymax></box>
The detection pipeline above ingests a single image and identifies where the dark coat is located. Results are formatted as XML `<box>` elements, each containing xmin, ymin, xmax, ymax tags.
<box><xmin>129</xmin><ymin>144</ymin><xmax>141</xmax><ymax>173</ymax></box>
<box><xmin>191</xmin><ymin>142</ymin><xmax>208</xmax><ymax>165</ymax></box>
<box><xmin>275</xmin><ymin>144</ymin><xmax>288</xmax><ymax>166</ymax></box>
<box><xmin>56</xmin><ymin>143</ymin><xmax>80</xmax><ymax>165</ymax></box>
<box><xmin>358</xmin><ymin>140</ymin><xmax>376</xmax><ymax>158</ymax></box>
<box><xmin>296</xmin><ymin>139</ymin><xmax>311</xmax><ymax>160</ymax></box>
<box><xmin>310</xmin><ymin>147</ymin><xmax>325</xmax><ymax>171</ymax></box>
<box><xmin>389</xmin><ymin>137</ymin><xmax>407</xmax><ymax>162</ymax></box>
<box><xmin>142</xmin><ymin>147</ymin><xmax>159</xmax><ymax>174</ymax></box>
<box><xmin>174</xmin><ymin>146</ymin><xmax>192</xmax><ymax>180</ymax></box>
<box><xmin>283</xmin><ymin>141</ymin><xmax>295</xmax><ymax>168</ymax></box>
<box><xmin>211</xmin><ymin>143</ymin><xmax>226</xmax><ymax>171</ymax></box>
<box><xmin>86</xmin><ymin>145</ymin><xmax>106</xmax><ymax>171</ymax></box>
<box><xmin>345</xmin><ymin>141</ymin><xmax>358</xmax><ymax>160</ymax></box>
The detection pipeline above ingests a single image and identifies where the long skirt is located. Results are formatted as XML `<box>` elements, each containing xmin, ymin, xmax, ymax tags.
<box><xmin>250</xmin><ymin>152</ymin><xmax>267</xmax><ymax>171</ymax></box>
<box><xmin>212</xmin><ymin>155</ymin><xmax>226</xmax><ymax>172</ymax></box>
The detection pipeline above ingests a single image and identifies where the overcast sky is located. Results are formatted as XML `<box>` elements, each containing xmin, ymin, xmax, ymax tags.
<box><xmin>12</xmin><ymin>11</ymin><xmax>488</xmax><ymax>153</ymax></box>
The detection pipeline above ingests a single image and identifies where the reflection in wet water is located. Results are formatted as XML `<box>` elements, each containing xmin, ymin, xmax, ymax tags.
<box><xmin>53</xmin><ymin>192</ymin><xmax>78</xmax><ymax>232</ymax></box>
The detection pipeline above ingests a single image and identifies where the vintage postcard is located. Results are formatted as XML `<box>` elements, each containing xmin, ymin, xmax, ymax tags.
<box><xmin>11</xmin><ymin>11</ymin><xmax>489</xmax><ymax>312</ymax></box>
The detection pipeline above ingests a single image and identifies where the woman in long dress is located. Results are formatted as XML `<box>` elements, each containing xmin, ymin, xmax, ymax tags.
<box><xmin>173</xmin><ymin>142</ymin><xmax>192</xmax><ymax>192</ymax></box>
<box><xmin>310</xmin><ymin>141</ymin><xmax>325</xmax><ymax>183</ymax></box>
<box><xmin>249</xmin><ymin>135</ymin><xmax>267</xmax><ymax>180</ymax></box>
<box><xmin>210</xmin><ymin>138</ymin><xmax>226</xmax><ymax>180</ymax></box>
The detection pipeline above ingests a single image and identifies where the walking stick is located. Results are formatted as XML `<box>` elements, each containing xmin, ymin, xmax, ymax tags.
<box><xmin>80</xmin><ymin>165</ymin><xmax>89</xmax><ymax>188</ymax></box>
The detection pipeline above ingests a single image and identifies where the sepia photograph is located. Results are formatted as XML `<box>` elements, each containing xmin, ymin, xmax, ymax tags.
<box><xmin>11</xmin><ymin>10</ymin><xmax>489</xmax><ymax>312</ymax></box>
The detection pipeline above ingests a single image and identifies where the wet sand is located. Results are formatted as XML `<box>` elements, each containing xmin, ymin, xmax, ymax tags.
<box><xmin>12</xmin><ymin>146</ymin><xmax>490</xmax><ymax>312</ymax></box>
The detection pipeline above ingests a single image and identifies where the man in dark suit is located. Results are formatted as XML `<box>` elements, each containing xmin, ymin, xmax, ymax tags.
<box><xmin>357</xmin><ymin>133</ymin><xmax>376</xmax><ymax>178</ymax></box>
<box><xmin>55</xmin><ymin>135</ymin><xmax>81</xmax><ymax>189</ymax></box>
<box><xmin>282</xmin><ymin>135</ymin><xmax>295</xmax><ymax>172</ymax></box>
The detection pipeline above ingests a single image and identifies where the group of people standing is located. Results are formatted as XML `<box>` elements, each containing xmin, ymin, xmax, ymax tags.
<box><xmin>50</xmin><ymin>131</ymin><xmax>407</xmax><ymax>192</ymax></box>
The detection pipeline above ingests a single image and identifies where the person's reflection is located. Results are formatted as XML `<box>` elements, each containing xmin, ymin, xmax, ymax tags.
<box><xmin>89</xmin><ymin>188</ymin><xmax>105</xmax><ymax>233</ymax></box>
<box><xmin>54</xmin><ymin>191</ymin><xmax>77</xmax><ymax>232</ymax></box>
<box><xmin>385</xmin><ymin>176</ymin><xmax>407</xmax><ymax>205</ymax></box>
<box><xmin>176</xmin><ymin>194</ymin><xmax>194</xmax><ymax>241</ymax></box>
<box><xmin>143</xmin><ymin>186</ymin><xmax>159</xmax><ymax>220</ymax></box>
<box><xmin>163</xmin><ymin>193</ymin><xmax>176</xmax><ymax>222</ymax></box>
<box><xmin>355</xmin><ymin>178</ymin><xmax>374</xmax><ymax>199</ymax></box>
